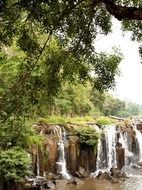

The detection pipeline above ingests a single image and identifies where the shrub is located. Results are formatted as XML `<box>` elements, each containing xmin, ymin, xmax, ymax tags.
<box><xmin>38</xmin><ymin>116</ymin><xmax>67</xmax><ymax>124</ymax></box>
<box><xmin>0</xmin><ymin>147</ymin><xmax>31</xmax><ymax>183</ymax></box>
<box><xmin>75</xmin><ymin>126</ymin><xmax>101</xmax><ymax>147</ymax></box>
<box><xmin>96</xmin><ymin>116</ymin><xmax>114</xmax><ymax>125</ymax></box>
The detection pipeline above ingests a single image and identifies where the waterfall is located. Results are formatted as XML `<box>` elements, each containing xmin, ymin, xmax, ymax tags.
<box><xmin>119</xmin><ymin>132</ymin><xmax>133</xmax><ymax>165</ymax></box>
<box><xmin>133</xmin><ymin>125</ymin><xmax>142</xmax><ymax>162</ymax></box>
<box><xmin>36</xmin><ymin>146</ymin><xmax>40</xmax><ymax>176</ymax></box>
<box><xmin>95</xmin><ymin>125</ymin><xmax>117</xmax><ymax>172</ymax></box>
<box><xmin>92</xmin><ymin>125</ymin><xmax>104</xmax><ymax>171</ymax></box>
<box><xmin>55</xmin><ymin>126</ymin><xmax>71</xmax><ymax>179</ymax></box>
<box><xmin>104</xmin><ymin>125</ymin><xmax>117</xmax><ymax>170</ymax></box>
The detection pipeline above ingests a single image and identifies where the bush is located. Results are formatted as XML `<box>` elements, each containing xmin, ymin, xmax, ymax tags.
<box><xmin>75</xmin><ymin>126</ymin><xmax>101</xmax><ymax>147</ymax></box>
<box><xmin>96</xmin><ymin>116</ymin><xmax>114</xmax><ymax>125</ymax></box>
<box><xmin>38</xmin><ymin>116</ymin><xmax>67</xmax><ymax>124</ymax></box>
<box><xmin>0</xmin><ymin>147</ymin><xmax>31</xmax><ymax>182</ymax></box>
<box><xmin>67</xmin><ymin>116</ymin><xmax>95</xmax><ymax>123</ymax></box>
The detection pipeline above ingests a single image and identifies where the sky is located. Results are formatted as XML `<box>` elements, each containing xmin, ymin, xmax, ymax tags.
<box><xmin>95</xmin><ymin>19</ymin><xmax>142</xmax><ymax>105</ymax></box>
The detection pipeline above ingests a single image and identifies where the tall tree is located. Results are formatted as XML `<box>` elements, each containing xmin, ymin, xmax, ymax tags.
<box><xmin>1</xmin><ymin>0</ymin><xmax>142</xmax><ymax>119</ymax></box>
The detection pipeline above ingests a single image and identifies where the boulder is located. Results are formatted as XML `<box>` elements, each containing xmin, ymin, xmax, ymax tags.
<box><xmin>74</xmin><ymin>178</ymin><xmax>84</xmax><ymax>185</ymax></box>
<box><xmin>78</xmin><ymin>166</ymin><xmax>85</xmax><ymax>176</ymax></box>
<box><xmin>45</xmin><ymin>172</ymin><xmax>56</xmax><ymax>180</ymax></box>
<box><xmin>32</xmin><ymin>176</ymin><xmax>47</xmax><ymax>189</ymax></box>
<box><xmin>55</xmin><ymin>180</ymin><xmax>68</xmax><ymax>186</ymax></box>
<box><xmin>75</xmin><ymin>171</ymin><xmax>82</xmax><ymax>178</ymax></box>
<box><xmin>110</xmin><ymin>168</ymin><xmax>127</xmax><ymax>178</ymax></box>
<box><xmin>46</xmin><ymin>181</ymin><xmax>55</xmax><ymax>189</ymax></box>
<box><xmin>96</xmin><ymin>171</ymin><xmax>119</xmax><ymax>183</ymax></box>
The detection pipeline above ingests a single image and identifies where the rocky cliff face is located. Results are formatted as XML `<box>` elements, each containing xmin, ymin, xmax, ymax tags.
<box><xmin>30</xmin><ymin>122</ymin><xmax>142</xmax><ymax>178</ymax></box>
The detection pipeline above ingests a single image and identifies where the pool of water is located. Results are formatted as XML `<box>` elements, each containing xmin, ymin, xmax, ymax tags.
<box><xmin>55</xmin><ymin>167</ymin><xmax>142</xmax><ymax>190</ymax></box>
<box><xmin>55</xmin><ymin>177</ymin><xmax>142</xmax><ymax>190</ymax></box>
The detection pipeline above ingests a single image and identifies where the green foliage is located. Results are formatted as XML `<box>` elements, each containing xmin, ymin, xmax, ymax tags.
<box><xmin>1</xmin><ymin>0</ymin><xmax>142</xmax><ymax>183</ymax></box>
<box><xmin>0</xmin><ymin>115</ymin><xmax>43</xmax><ymax>149</ymax></box>
<box><xmin>96</xmin><ymin>116</ymin><xmax>114</xmax><ymax>125</ymax></box>
<box><xmin>67</xmin><ymin>116</ymin><xmax>95</xmax><ymax>123</ymax></box>
<box><xmin>0</xmin><ymin>147</ymin><xmax>31</xmax><ymax>182</ymax></box>
<box><xmin>38</xmin><ymin>116</ymin><xmax>67</xmax><ymax>124</ymax></box>
<box><xmin>75</xmin><ymin>126</ymin><xmax>101</xmax><ymax>147</ymax></box>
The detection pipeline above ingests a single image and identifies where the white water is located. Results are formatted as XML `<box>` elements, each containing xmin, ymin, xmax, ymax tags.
<box><xmin>104</xmin><ymin>125</ymin><xmax>117</xmax><ymax>170</ymax></box>
<box><xmin>92</xmin><ymin>125</ymin><xmax>104</xmax><ymax>171</ymax></box>
<box><xmin>56</xmin><ymin>126</ymin><xmax>71</xmax><ymax>179</ymax></box>
<box><xmin>133</xmin><ymin>125</ymin><xmax>142</xmax><ymax>161</ymax></box>
<box><xmin>95</xmin><ymin>125</ymin><xmax>117</xmax><ymax>172</ymax></box>
<box><xmin>36</xmin><ymin>146</ymin><xmax>40</xmax><ymax>176</ymax></box>
<box><xmin>119</xmin><ymin>132</ymin><xmax>133</xmax><ymax>165</ymax></box>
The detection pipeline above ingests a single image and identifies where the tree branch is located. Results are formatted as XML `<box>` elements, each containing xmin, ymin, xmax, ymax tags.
<box><xmin>101</xmin><ymin>0</ymin><xmax>142</xmax><ymax>21</ymax></box>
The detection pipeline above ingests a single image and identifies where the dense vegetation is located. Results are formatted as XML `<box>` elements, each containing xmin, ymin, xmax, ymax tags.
<box><xmin>1</xmin><ymin>0</ymin><xmax>142</xmax><ymax>184</ymax></box>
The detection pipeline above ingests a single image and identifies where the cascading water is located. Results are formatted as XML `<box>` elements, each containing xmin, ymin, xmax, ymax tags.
<box><xmin>95</xmin><ymin>125</ymin><xmax>117</xmax><ymax>172</ymax></box>
<box><xmin>119</xmin><ymin>132</ymin><xmax>133</xmax><ymax>165</ymax></box>
<box><xmin>133</xmin><ymin>124</ymin><xmax>142</xmax><ymax>162</ymax></box>
<box><xmin>104</xmin><ymin>125</ymin><xmax>117</xmax><ymax>170</ymax></box>
<box><xmin>56</xmin><ymin>126</ymin><xmax>71</xmax><ymax>180</ymax></box>
<box><xmin>36</xmin><ymin>146</ymin><xmax>40</xmax><ymax>176</ymax></box>
<box><xmin>92</xmin><ymin>125</ymin><xmax>104</xmax><ymax>171</ymax></box>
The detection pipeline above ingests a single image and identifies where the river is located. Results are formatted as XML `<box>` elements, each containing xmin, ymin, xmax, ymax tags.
<box><xmin>55</xmin><ymin>177</ymin><xmax>142</xmax><ymax>190</ymax></box>
<box><xmin>55</xmin><ymin>167</ymin><xmax>142</xmax><ymax>190</ymax></box>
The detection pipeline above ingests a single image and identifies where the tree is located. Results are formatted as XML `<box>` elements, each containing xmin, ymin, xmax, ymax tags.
<box><xmin>1</xmin><ymin>1</ymin><xmax>142</xmax><ymax>111</ymax></box>
<box><xmin>0</xmin><ymin>0</ymin><xmax>141</xmax><ymax>152</ymax></box>
<box><xmin>0</xmin><ymin>0</ymin><xmax>127</xmax><ymax>100</ymax></box>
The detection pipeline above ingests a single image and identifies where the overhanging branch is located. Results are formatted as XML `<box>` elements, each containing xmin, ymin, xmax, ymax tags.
<box><xmin>101</xmin><ymin>0</ymin><xmax>142</xmax><ymax>21</ymax></box>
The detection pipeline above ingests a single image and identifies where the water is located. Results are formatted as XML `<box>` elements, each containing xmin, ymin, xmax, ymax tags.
<box><xmin>119</xmin><ymin>132</ymin><xmax>134</xmax><ymax>165</ymax></box>
<box><xmin>55</xmin><ymin>175</ymin><xmax>142</xmax><ymax>190</ymax></box>
<box><xmin>104</xmin><ymin>125</ymin><xmax>117</xmax><ymax>170</ymax></box>
<box><xmin>95</xmin><ymin>125</ymin><xmax>117</xmax><ymax>172</ymax></box>
<box><xmin>56</xmin><ymin>125</ymin><xmax>71</xmax><ymax>179</ymax></box>
<box><xmin>133</xmin><ymin>125</ymin><xmax>142</xmax><ymax>161</ymax></box>
<box><xmin>36</xmin><ymin>146</ymin><xmax>40</xmax><ymax>176</ymax></box>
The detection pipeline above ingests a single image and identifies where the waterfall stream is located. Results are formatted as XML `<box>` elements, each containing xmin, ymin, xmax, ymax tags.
<box><xmin>103</xmin><ymin>125</ymin><xmax>117</xmax><ymax>170</ymax></box>
<box><xmin>95</xmin><ymin>125</ymin><xmax>117</xmax><ymax>172</ymax></box>
<box><xmin>36</xmin><ymin>146</ymin><xmax>40</xmax><ymax>176</ymax></box>
<box><xmin>56</xmin><ymin>126</ymin><xmax>71</xmax><ymax>179</ymax></box>
<box><xmin>119</xmin><ymin>132</ymin><xmax>133</xmax><ymax>165</ymax></box>
<box><xmin>133</xmin><ymin>124</ymin><xmax>142</xmax><ymax>162</ymax></box>
<box><xmin>95</xmin><ymin>123</ymin><xmax>142</xmax><ymax>173</ymax></box>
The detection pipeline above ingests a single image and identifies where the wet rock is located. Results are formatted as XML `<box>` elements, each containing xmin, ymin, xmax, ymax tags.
<box><xmin>66</xmin><ymin>177</ymin><xmax>84</xmax><ymax>185</ymax></box>
<box><xmin>67</xmin><ymin>136</ymin><xmax>79</xmax><ymax>175</ymax></box>
<box><xmin>137</xmin><ymin>161</ymin><xmax>142</xmax><ymax>167</ymax></box>
<box><xmin>45</xmin><ymin>172</ymin><xmax>56</xmax><ymax>180</ymax></box>
<box><xmin>78</xmin><ymin>166</ymin><xmax>85</xmax><ymax>176</ymax></box>
<box><xmin>131</xmin><ymin>163</ymin><xmax>142</xmax><ymax>169</ymax></box>
<box><xmin>96</xmin><ymin>171</ymin><xmax>119</xmax><ymax>183</ymax></box>
<box><xmin>55</xmin><ymin>180</ymin><xmax>68</xmax><ymax>186</ymax></box>
<box><xmin>97</xmin><ymin>171</ymin><xmax>112</xmax><ymax>180</ymax></box>
<box><xmin>24</xmin><ymin>183</ymin><xmax>32</xmax><ymax>190</ymax></box>
<box><xmin>83</xmin><ymin>171</ymin><xmax>90</xmax><ymax>178</ymax></box>
<box><xmin>75</xmin><ymin>171</ymin><xmax>81</xmax><ymax>178</ymax></box>
<box><xmin>46</xmin><ymin>181</ymin><xmax>55</xmax><ymax>189</ymax></box>
<box><xmin>32</xmin><ymin>176</ymin><xmax>47</xmax><ymax>189</ymax></box>
<box><xmin>79</xmin><ymin>145</ymin><xmax>96</xmax><ymax>172</ymax></box>
<box><xmin>116</xmin><ymin>147</ymin><xmax>125</xmax><ymax>170</ymax></box>
<box><xmin>67</xmin><ymin>177</ymin><xmax>76</xmax><ymax>184</ymax></box>
<box><xmin>110</xmin><ymin>168</ymin><xmax>127</xmax><ymax>178</ymax></box>
<box><xmin>74</xmin><ymin>178</ymin><xmax>84</xmax><ymax>185</ymax></box>
<box><xmin>75</xmin><ymin>167</ymin><xmax>90</xmax><ymax>178</ymax></box>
